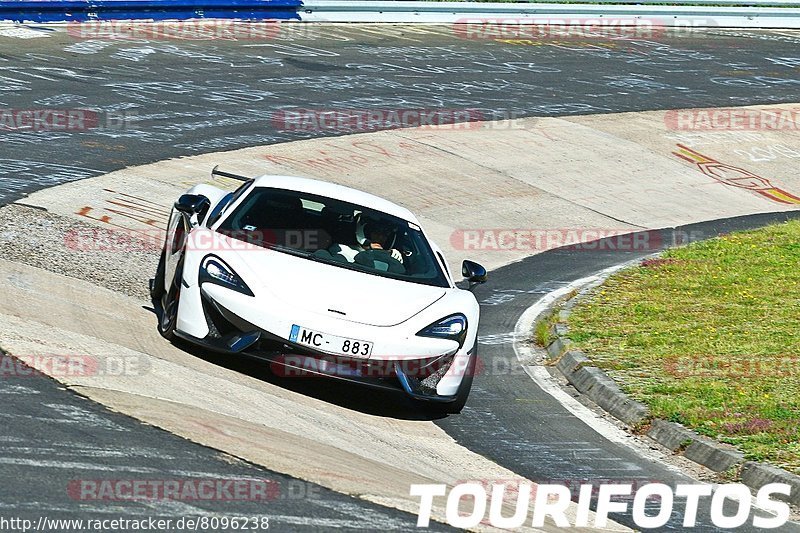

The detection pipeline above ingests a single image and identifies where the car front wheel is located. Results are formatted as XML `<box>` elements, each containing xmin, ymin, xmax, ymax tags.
<box><xmin>425</xmin><ymin>351</ymin><xmax>476</xmax><ymax>415</ymax></box>
<box><xmin>158</xmin><ymin>261</ymin><xmax>182</xmax><ymax>341</ymax></box>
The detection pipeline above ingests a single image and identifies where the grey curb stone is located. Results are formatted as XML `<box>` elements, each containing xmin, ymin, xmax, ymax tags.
<box><xmin>546</xmin><ymin>335</ymin><xmax>570</xmax><ymax>359</ymax></box>
<box><xmin>569</xmin><ymin>366</ymin><xmax>650</xmax><ymax>426</ymax></box>
<box><xmin>555</xmin><ymin>350</ymin><xmax>589</xmax><ymax>376</ymax></box>
<box><xmin>684</xmin><ymin>440</ymin><xmax>744</xmax><ymax>473</ymax></box>
<box><xmin>647</xmin><ymin>420</ymin><xmax>744</xmax><ymax>472</ymax></box>
<box><xmin>571</xmin><ymin>366</ymin><xmax>615</xmax><ymax>394</ymax></box>
<box><xmin>741</xmin><ymin>462</ymin><xmax>800</xmax><ymax>506</ymax></box>
<box><xmin>647</xmin><ymin>419</ymin><xmax>698</xmax><ymax>451</ymax></box>
<box><xmin>553</xmin><ymin>349</ymin><xmax>649</xmax><ymax>426</ymax></box>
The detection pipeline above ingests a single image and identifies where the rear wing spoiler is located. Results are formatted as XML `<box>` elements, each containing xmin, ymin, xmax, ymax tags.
<box><xmin>211</xmin><ymin>165</ymin><xmax>251</xmax><ymax>183</ymax></box>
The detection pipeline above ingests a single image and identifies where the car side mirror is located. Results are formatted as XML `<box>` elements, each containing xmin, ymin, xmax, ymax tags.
<box><xmin>175</xmin><ymin>194</ymin><xmax>210</xmax><ymax>217</ymax></box>
<box><xmin>462</xmin><ymin>260</ymin><xmax>487</xmax><ymax>285</ymax></box>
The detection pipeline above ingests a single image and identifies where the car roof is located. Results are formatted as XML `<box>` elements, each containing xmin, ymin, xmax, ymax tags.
<box><xmin>252</xmin><ymin>175</ymin><xmax>420</xmax><ymax>223</ymax></box>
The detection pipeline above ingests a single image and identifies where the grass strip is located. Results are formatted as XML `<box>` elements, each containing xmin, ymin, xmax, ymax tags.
<box><xmin>566</xmin><ymin>220</ymin><xmax>800</xmax><ymax>474</ymax></box>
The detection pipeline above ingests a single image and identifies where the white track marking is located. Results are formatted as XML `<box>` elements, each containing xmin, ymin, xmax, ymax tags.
<box><xmin>0</xmin><ymin>457</ymin><xmax>160</xmax><ymax>473</ymax></box>
<box><xmin>513</xmin><ymin>260</ymin><xmax>652</xmax><ymax>448</ymax></box>
<box><xmin>0</xmin><ymin>27</ymin><xmax>51</xmax><ymax>39</ymax></box>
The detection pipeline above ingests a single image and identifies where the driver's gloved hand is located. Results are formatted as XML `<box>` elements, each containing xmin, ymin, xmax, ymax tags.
<box><xmin>389</xmin><ymin>249</ymin><xmax>403</xmax><ymax>262</ymax></box>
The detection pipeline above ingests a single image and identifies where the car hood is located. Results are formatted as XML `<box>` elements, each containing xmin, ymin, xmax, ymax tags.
<box><xmin>229</xmin><ymin>246</ymin><xmax>448</xmax><ymax>327</ymax></box>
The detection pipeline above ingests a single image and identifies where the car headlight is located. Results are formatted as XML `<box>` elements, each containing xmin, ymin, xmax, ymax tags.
<box><xmin>199</xmin><ymin>256</ymin><xmax>254</xmax><ymax>296</ymax></box>
<box><xmin>417</xmin><ymin>314</ymin><xmax>468</xmax><ymax>349</ymax></box>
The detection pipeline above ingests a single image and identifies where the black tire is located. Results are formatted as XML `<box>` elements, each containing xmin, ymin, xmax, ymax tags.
<box><xmin>150</xmin><ymin>250</ymin><xmax>166</xmax><ymax>300</ymax></box>
<box><xmin>446</xmin><ymin>351</ymin><xmax>477</xmax><ymax>414</ymax></box>
<box><xmin>426</xmin><ymin>351</ymin><xmax>476</xmax><ymax>415</ymax></box>
<box><xmin>158</xmin><ymin>261</ymin><xmax>182</xmax><ymax>341</ymax></box>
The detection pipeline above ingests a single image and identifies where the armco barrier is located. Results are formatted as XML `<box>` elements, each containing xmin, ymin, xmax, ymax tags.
<box><xmin>3</xmin><ymin>0</ymin><xmax>800</xmax><ymax>26</ymax></box>
<box><xmin>0</xmin><ymin>0</ymin><xmax>302</xmax><ymax>22</ymax></box>
<box><xmin>300</xmin><ymin>0</ymin><xmax>800</xmax><ymax>28</ymax></box>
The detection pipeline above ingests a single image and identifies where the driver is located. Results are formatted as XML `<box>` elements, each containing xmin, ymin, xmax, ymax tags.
<box><xmin>362</xmin><ymin>220</ymin><xmax>404</xmax><ymax>263</ymax></box>
<box><xmin>328</xmin><ymin>215</ymin><xmax>404</xmax><ymax>264</ymax></box>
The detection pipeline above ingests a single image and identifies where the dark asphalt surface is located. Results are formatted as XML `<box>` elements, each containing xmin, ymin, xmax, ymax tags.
<box><xmin>0</xmin><ymin>352</ymin><xmax>453</xmax><ymax>532</ymax></box>
<box><xmin>1</xmin><ymin>23</ymin><xmax>800</xmax><ymax>531</ymax></box>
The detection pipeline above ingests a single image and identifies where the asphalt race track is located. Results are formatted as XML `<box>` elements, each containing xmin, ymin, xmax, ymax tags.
<box><xmin>0</xmin><ymin>357</ymin><xmax>453</xmax><ymax>531</ymax></box>
<box><xmin>1</xmin><ymin>25</ymin><xmax>800</xmax><ymax>204</ymax></box>
<box><xmin>2</xmin><ymin>23</ymin><xmax>800</xmax><ymax>531</ymax></box>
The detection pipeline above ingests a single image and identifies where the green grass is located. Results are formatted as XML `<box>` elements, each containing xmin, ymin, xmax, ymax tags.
<box><xmin>535</xmin><ymin>310</ymin><xmax>559</xmax><ymax>347</ymax></box>
<box><xmin>565</xmin><ymin>221</ymin><xmax>800</xmax><ymax>475</ymax></box>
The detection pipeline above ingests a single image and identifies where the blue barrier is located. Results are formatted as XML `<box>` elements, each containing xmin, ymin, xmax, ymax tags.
<box><xmin>0</xmin><ymin>0</ymin><xmax>303</xmax><ymax>22</ymax></box>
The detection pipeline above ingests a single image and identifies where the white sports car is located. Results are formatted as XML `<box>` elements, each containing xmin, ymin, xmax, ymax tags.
<box><xmin>151</xmin><ymin>168</ymin><xmax>487</xmax><ymax>413</ymax></box>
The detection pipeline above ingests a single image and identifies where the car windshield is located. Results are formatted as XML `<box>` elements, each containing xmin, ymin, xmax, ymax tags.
<box><xmin>216</xmin><ymin>187</ymin><xmax>450</xmax><ymax>288</ymax></box>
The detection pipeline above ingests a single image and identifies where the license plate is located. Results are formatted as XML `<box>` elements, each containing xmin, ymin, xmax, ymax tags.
<box><xmin>289</xmin><ymin>325</ymin><xmax>373</xmax><ymax>357</ymax></box>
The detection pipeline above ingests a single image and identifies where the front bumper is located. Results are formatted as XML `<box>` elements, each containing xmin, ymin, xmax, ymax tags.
<box><xmin>174</xmin><ymin>289</ymin><xmax>471</xmax><ymax>402</ymax></box>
